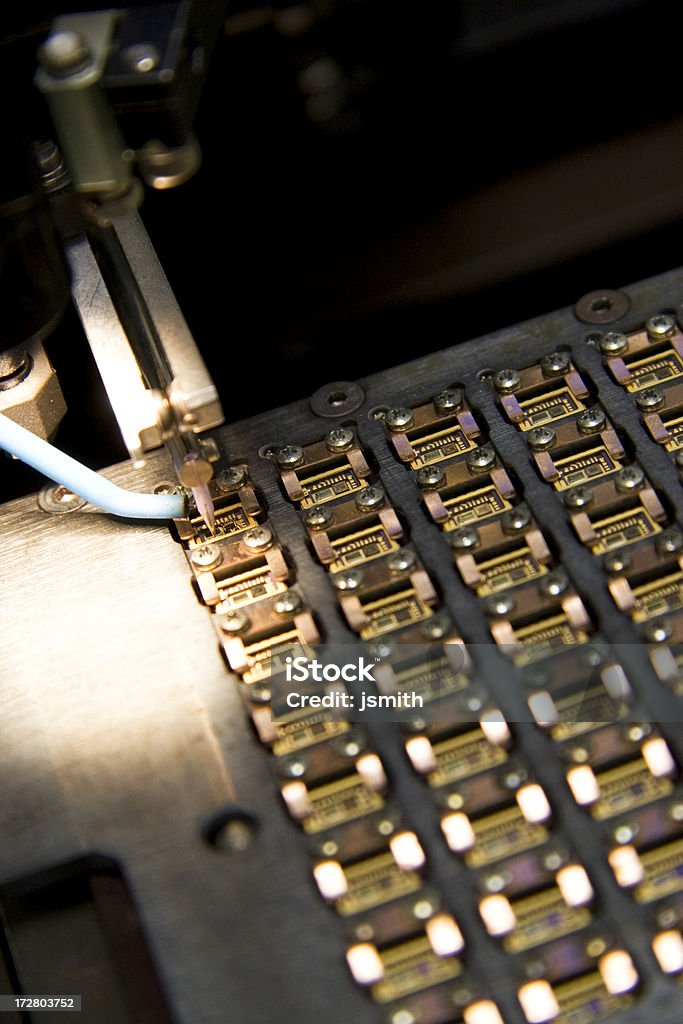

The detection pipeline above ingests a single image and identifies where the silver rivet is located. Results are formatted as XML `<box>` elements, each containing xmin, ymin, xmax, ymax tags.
<box><xmin>603</xmin><ymin>550</ymin><xmax>632</xmax><ymax>574</ymax></box>
<box><xmin>539</xmin><ymin>570</ymin><xmax>569</xmax><ymax>597</ymax></box>
<box><xmin>645</xmin><ymin>314</ymin><xmax>676</xmax><ymax>339</ymax></box>
<box><xmin>388</xmin><ymin>548</ymin><xmax>417</xmax><ymax>573</ymax></box>
<box><xmin>502</xmin><ymin>505</ymin><xmax>531</xmax><ymax>533</ymax></box>
<box><xmin>635</xmin><ymin>387</ymin><xmax>665</xmax><ymax>411</ymax></box>
<box><xmin>355</xmin><ymin>485</ymin><xmax>385</xmax><ymax>511</ymax></box>
<box><xmin>415</xmin><ymin>465</ymin><xmax>445</xmax><ymax>490</ymax></box>
<box><xmin>274</xmin><ymin>591</ymin><xmax>302</xmax><ymax>615</ymax></box>
<box><xmin>493</xmin><ymin>368</ymin><xmax>520</xmax><ymax>393</ymax></box>
<box><xmin>486</xmin><ymin>593</ymin><xmax>515</xmax><ymax>616</ymax></box>
<box><xmin>577</xmin><ymin>405</ymin><xmax>606</xmax><ymax>434</ymax></box>
<box><xmin>563</xmin><ymin>485</ymin><xmax>593</xmax><ymax>508</ymax></box>
<box><xmin>276</xmin><ymin>444</ymin><xmax>305</xmax><ymax>468</ymax></box>
<box><xmin>599</xmin><ymin>331</ymin><xmax>628</xmax><ymax>355</ymax></box>
<box><xmin>466</xmin><ymin>445</ymin><xmax>496</xmax><ymax>471</ymax></box>
<box><xmin>216</xmin><ymin>466</ymin><xmax>246</xmax><ymax>490</ymax></box>
<box><xmin>190</xmin><ymin>544</ymin><xmax>222</xmax><ymax>569</ymax></box>
<box><xmin>541</xmin><ymin>351</ymin><xmax>571</xmax><ymax>376</ymax></box>
<box><xmin>527</xmin><ymin>425</ymin><xmax>557</xmax><ymax>451</ymax></box>
<box><xmin>303</xmin><ymin>505</ymin><xmax>334</xmax><ymax>530</ymax></box>
<box><xmin>615</xmin><ymin>465</ymin><xmax>645</xmax><ymax>492</ymax></box>
<box><xmin>326</xmin><ymin>427</ymin><xmax>354</xmax><ymax>452</ymax></box>
<box><xmin>385</xmin><ymin>407</ymin><xmax>414</xmax><ymax>430</ymax></box>
<box><xmin>449</xmin><ymin>526</ymin><xmax>480</xmax><ymax>551</ymax></box>
<box><xmin>220</xmin><ymin>609</ymin><xmax>250</xmax><ymax>634</ymax></box>
<box><xmin>656</xmin><ymin>528</ymin><xmax>683</xmax><ymax>555</ymax></box>
<box><xmin>333</xmin><ymin>568</ymin><xmax>364</xmax><ymax>591</ymax></box>
<box><xmin>433</xmin><ymin>388</ymin><xmax>463</xmax><ymax>413</ymax></box>
<box><xmin>644</xmin><ymin>619</ymin><xmax>672</xmax><ymax>643</ymax></box>
<box><xmin>243</xmin><ymin>525</ymin><xmax>273</xmax><ymax>551</ymax></box>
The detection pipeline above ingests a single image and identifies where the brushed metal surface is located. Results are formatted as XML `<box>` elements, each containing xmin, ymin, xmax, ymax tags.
<box><xmin>3</xmin><ymin>267</ymin><xmax>683</xmax><ymax>1024</ymax></box>
<box><xmin>0</xmin><ymin>454</ymin><xmax>372</xmax><ymax>1024</ymax></box>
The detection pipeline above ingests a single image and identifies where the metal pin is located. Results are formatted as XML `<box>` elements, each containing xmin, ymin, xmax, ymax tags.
<box><xmin>178</xmin><ymin>452</ymin><xmax>216</xmax><ymax>534</ymax></box>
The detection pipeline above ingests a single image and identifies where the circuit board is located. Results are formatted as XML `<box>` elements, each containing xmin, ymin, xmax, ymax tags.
<box><xmin>2</xmin><ymin>269</ymin><xmax>683</xmax><ymax>1024</ymax></box>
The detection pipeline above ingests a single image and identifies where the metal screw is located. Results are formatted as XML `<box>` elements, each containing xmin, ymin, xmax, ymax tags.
<box><xmin>367</xmin><ymin>638</ymin><xmax>395</xmax><ymax>660</ymax></box>
<box><xmin>484</xmin><ymin>873</ymin><xmax>507</xmax><ymax>893</ymax></box>
<box><xmin>577</xmin><ymin>405</ymin><xmax>606</xmax><ymax>434</ymax></box>
<box><xmin>539</xmin><ymin>569</ymin><xmax>569</xmax><ymax>597</ymax></box>
<box><xmin>415</xmin><ymin>465</ymin><xmax>445</xmax><ymax>490</ymax></box>
<box><xmin>599</xmin><ymin>331</ymin><xmax>628</xmax><ymax>355</ymax></box>
<box><xmin>421</xmin><ymin>613</ymin><xmax>451</xmax><ymax>639</ymax></box>
<box><xmin>644</xmin><ymin>619</ymin><xmax>672</xmax><ymax>643</ymax></box>
<box><xmin>614</xmin><ymin>824</ymin><xmax>636</xmax><ymax>844</ymax></box>
<box><xmin>669</xmin><ymin>802</ymin><xmax>683</xmax><ymax>823</ymax></box>
<box><xmin>527</xmin><ymin>425</ymin><xmax>556</xmax><ymax>451</ymax></box>
<box><xmin>433</xmin><ymin>388</ymin><xmax>463</xmax><ymax>413</ymax></box>
<box><xmin>603</xmin><ymin>550</ymin><xmax>632</xmax><ymax>574</ymax></box>
<box><xmin>216</xmin><ymin>466</ymin><xmax>246</xmax><ymax>491</ymax></box>
<box><xmin>502</xmin><ymin>505</ymin><xmax>531</xmax><ymax>533</ymax></box>
<box><xmin>492</xmin><ymin>368</ymin><xmax>521</xmax><ymax>393</ymax></box>
<box><xmin>355</xmin><ymin>485</ymin><xmax>385</xmax><ymax>511</ymax></box>
<box><xmin>273</xmin><ymin>591</ymin><xmax>302</xmax><ymax>615</ymax></box>
<box><xmin>190</xmin><ymin>544</ymin><xmax>222</xmax><ymax>569</ymax></box>
<box><xmin>543</xmin><ymin>850</ymin><xmax>565</xmax><ymax>871</ymax></box>
<box><xmin>563</xmin><ymin>485</ymin><xmax>594</xmax><ymax>509</ymax></box>
<box><xmin>303</xmin><ymin>505</ymin><xmax>334</xmax><ymax>530</ymax></box>
<box><xmin>541</xmin><ymin>351</ymin><xmax>571</xmax><ymax>376</ymax></box>
<box><xmin>635</xmin><ymin>387</ymin><xmax>665</xmax><ymax>411</ymax></box>
<box><xmin>337</xmin><ymin>733</ymin><xmax>365</xmax><ymax>758</ymax></box>
<box><xmin>645</xmin><ymin>314</ymin><xmax>676</xmax><ymax>340</ymax></box>
<box><xmin>333</xmin><ymin>568</ymin><xmax>363</xmax><ymax>591</ymax></box>
<box><xmin>656</xmin><ymin>528</ymin><xmax>683</xmax><ymax>555</ymax></box>
<box><xmin>276</xmin><ymin>444</ymin><xmax>305</xmax><ymax>468</ymax></box>
<box><xmin>449</xmin><ymin>526</ymin><xmax>480</xmax><ymax>551</ymax></box>
<box><xmin>250</xmin><ymin>683</ymin><xmax>271</xmax><ymax>703</ymax></box>
<box><xmin>243</xmin><ymin>525</ymin><xmax>273</xmax><ymax>551</ymax></box>
<box><xmin>123</xmin><ymin>43</ymin><xmax>160</xmax><ymax>74</ymax></box>
<box><xmin>385</xmin><ymin>407</ymin><xmax>414</xmax><ymax>431</ymax></box>
<box><xmin>466</xmin><ymin>445</ymin><xmax>496</xmax><ymax>471</ymax></box>
<box><xmin>615</xmin><ymin>465</ymin><xmax>644</xmax><ymax>492</ymax></box>
<box><xmin>326</xmin><ymin>427</ymin><xmax>354</xmax><ymax>452</ymax></box>
<box><xmin>39</xmin><ymin>30</ymin><xmax>90</xmax><ymax>75</ymax></box>
<box><xmin>38</xmin><ymin>483</ymin><xmax>87</xmax><ymax>514</ymax></box>
<box><xmin>388</xmin><ymin>548</ymin><xmax>417</xmax><ymax>573</ymax></box>
<box><xmin>0</xmin><ymin>350</ymin><xmax>32</xmax><ymax>390</ymax></box>
<box><xmin>485</xmin><ymin>593</ymin><xmax>515</xmax><ymax>617</ymax></box>
<box><xmin>220</xmin><ymin>609</ymin><xmax>250</xmax><ymax>634</ymax></box>
<box><xmin>279</xmin><ymin>755</ymin><xmax>307</xmax><ymax>778</ymax></box>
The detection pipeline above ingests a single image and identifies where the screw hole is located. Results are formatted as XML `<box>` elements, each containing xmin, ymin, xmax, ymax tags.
<box><xmin>590</xmin><ymin>296</ymin><xmax>612</xmax><ymax>313</ymax></box>
<box><xmin>477</xmin><ymin>368</ymin><xmax>494</xmax><ymax>381</ymax></box>
<box><xmin>202</xmin><ymin>807</ymin><xmax>259</xmax><ymax>852</ymax></box>
<box><xmin>326</xmin><ymin>390</ymin><xmax>348</xmax><ymax>407</ymax></box>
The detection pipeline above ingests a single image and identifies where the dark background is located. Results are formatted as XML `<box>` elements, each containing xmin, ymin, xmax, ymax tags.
<box><xmin>5</xmin><ymin>0</ymin><xmax>683</xmax><ymax>492</ymax></box>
